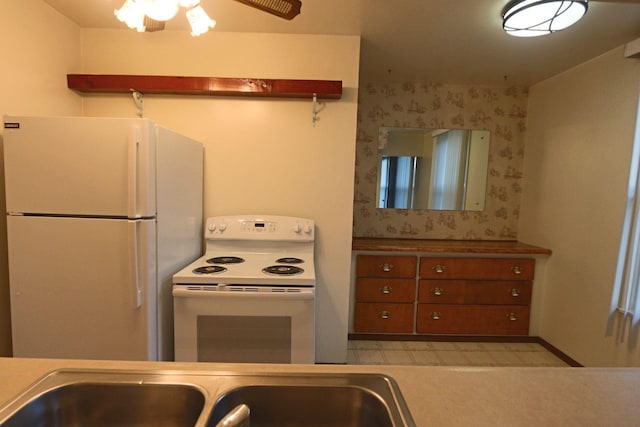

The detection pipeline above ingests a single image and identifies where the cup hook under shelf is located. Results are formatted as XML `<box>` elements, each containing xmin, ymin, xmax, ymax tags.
<box><xmin>312</xmin><ymin>93</ymin><xmax>326</xmax><ymax>126</ymax></box>
<box><xmin>131</xmin><ymin>89</ymin><xmax>144</xmax><ymax>118</ymax></box>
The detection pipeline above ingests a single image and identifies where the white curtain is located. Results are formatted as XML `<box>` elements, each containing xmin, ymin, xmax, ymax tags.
<box><xmin>394</xmin><ymin>156</ymin><xmax>413</xmax><ymax>208</ymax></box>
<box><xmin>429</xmin><ymin>130</ymin><xmax>467</xmax><ymax>210</ymax></box>
<box><xmin>607</xmin><ymin>95</ymin><xmax>640</xmax><ymax>348</ymax></box>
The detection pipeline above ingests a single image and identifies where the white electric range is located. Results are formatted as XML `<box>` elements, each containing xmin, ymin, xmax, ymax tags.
<box><xmin>172</xmin><ymin>215</ymin><xmax>316</xmax><ymax>364</ymax></box>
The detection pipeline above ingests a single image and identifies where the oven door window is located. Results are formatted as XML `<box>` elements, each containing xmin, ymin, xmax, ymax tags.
<box><xmin>197</xmin><ymin>315</ymin><xmax>292</xmax><ymax>363</ymax></box>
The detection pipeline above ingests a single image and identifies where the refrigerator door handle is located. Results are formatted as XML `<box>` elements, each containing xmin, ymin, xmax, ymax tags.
<box><xmin>128</xmin><ymin>220</ymin><xmax>143</xmax><ymax>308</ymax></box>
<box><xmin>128</xmin><ymin>126</ymin><xmax>139</xmax><ymax>219</ymax></box>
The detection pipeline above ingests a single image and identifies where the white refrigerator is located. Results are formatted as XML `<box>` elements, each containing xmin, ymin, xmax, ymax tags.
<box><xmin>3</xmin><ymin>115</ymin><xmax>203</xmax><ymax>361</ymax></box>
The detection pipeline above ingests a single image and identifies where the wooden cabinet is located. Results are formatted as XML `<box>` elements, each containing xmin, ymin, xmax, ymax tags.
<box><xmin>353</xmin><ymin>303</ymin><xmax>414</xmax><ymax>333</ymax></box>
<box><xmin>417</xmin><ymin>257</ymin><xmax>534</xmax><ymax>335</ymax></box>
<box><xmin>419</xmin><ymin>257</ymin><xmax>535</xmax><ymax>280</ymax></box>
<box><xmin>353</xmin><ymin>255</ymin><xmax>416</xmax><ymax>333</ymax></box>
<box><xmin>356</xmin><ymin>278</ymin><xmax>416</xmax><ymax>302</ymax></box>
<box><xmin>418</xmin><ymin>280</ymin><xmax>532</xmax><ymax>305</ymax></box>
<box><xmin>416</xmin><ymin>305</ymin><xmax>530</xmax><ymax>335</ymax></box>
<box><xmin>355</xmin><ymin>255</ymin><xmax>417</xmax><ymax>278</ymax></box>
<box><xmin>352</xmin><ymin>254</ymin><xmax>536</xmax><ymax>336</ymax></box>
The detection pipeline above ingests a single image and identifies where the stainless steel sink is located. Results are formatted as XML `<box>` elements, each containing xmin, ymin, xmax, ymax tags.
<box><xmin>0</xmin><ymin>369</ymin><xmax>415</xmax><ymax>427</ymax></box>
<box><xmin>0</xmin><ymin>382</ymin><xmax>205</xmax><ymax>427</ymax></box>
<box><xmin>208</xmin><ymin>383</ymin><xmax>397</xmax><ymax>427</ymax></box>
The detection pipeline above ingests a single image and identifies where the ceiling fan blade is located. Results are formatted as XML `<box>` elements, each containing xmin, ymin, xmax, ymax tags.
<box><xmin>233</xmin><ymin>0</ymin><xmax>302</xmax><ymax>20</ymax></box>
<box><xmin>144</xmin><ymin>16</ymin><xmax>165</xmax><ymax>32</ymax></box>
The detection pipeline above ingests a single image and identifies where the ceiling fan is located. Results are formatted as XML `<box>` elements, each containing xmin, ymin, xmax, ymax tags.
<box><xmin>117</xmin><ymin>0</ymin><xmax>302</xmax><ymax>35</ymax></box>
<box><xmin>146</xmin><ymin>0</ymin><xmax>302</xmax><ymax>31</ymax></box>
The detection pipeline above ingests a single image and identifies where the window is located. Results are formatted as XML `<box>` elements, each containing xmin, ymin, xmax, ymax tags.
<box><xmin>378</xmin><ymin>156</ymin><xmax>418</xmax><ymax>209</ymax></box>
<box><xmin>608</xmin><ymin>95</ymin><xmax>640</xmax><ymax>348</ymax></box>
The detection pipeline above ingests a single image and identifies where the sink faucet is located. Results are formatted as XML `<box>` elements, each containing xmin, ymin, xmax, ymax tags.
<box><xmin>215</xmin><ymin>403</ymin><xmax>250</xmax><ymax>427</ymax></box>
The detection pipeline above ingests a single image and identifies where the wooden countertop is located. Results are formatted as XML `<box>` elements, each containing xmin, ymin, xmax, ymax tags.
<box><xmin>352</xmin><ymin>238</ymin><xmax>552</xmax><ymax>255</ymax></box>
<box><xmin>1</xmin><ymin>358</ymin><xmax>639</xmax><ymax>426</ymax></box>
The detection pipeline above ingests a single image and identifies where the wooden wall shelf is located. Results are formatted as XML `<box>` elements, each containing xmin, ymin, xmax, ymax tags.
<box><xmin>67</xmin><ymin>74</ymin><xmax>342</xmax><ymax>100</ymax></box>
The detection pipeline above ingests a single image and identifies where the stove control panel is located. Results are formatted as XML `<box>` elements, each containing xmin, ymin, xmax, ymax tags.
<box><xmin>205</xmin><ymin>215</ymin><xmax>314</xmax><ymax>241</ymax></box>
<box><xmin>240</xmin><ymin>221</ymin><xmax>278</xmax><ymax>233</ymax></box>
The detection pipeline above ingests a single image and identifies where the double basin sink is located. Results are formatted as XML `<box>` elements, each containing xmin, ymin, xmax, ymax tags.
<box><xmin>0</xmin><ymin>368</ymin><xmax>416</xmax><ymax>426</ymax></box>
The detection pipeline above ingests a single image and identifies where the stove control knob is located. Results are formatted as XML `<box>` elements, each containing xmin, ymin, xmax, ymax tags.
<box><xmin>219</xmin><ymin>223</ymin><xmax>227</xmax><ymax>232</ymax></box>
<box><xmin>304</xmin><ymin>225</ymin><xmax>313</xmax><ymax>234</ymax></box>
<box><xmin>208</xmin><ymin>223</ymin><xmax>216</xmax><ymax>233</ymax></box>
<box><xmin>293</xmin><ymin>224</ymin><xmax>302</xmax><ymax>233</ymax></box>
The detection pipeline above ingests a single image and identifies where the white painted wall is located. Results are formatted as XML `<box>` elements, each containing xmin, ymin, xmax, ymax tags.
<box><xmin>519</xmin><ymin>46</ymin><xmax>640</xmax><ymax>366</ymax></box>
<box><xmin>79</xmin><ymin>29</ymin><xmax>361</xmax><ymax>363</ymax></box>
<box><xmin>0</xmin><ymin>0</ymin><xmax>82</xmax><ymax>356</ymax></box>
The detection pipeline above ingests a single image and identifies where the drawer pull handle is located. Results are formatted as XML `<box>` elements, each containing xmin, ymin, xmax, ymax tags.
<box><xmin>380</xmin><ymin>310</ymin><xmax>391</xmax><ymax>319</ymax></box>
<box><xmin>431</xmin><ymin>312</ymin><xmax>441</xmax><ymax>320</ymax></box>
<box><xmin>509</xmin><ymin>288</ymin><xmax>520</xmax><ymax>297</ymax></box>
<box><xmin>380</xmin><ymin>285</ymin><xmax>392</xmax><ymax>294</ymax></box>
<box><xmin>432</xmin><ymin>287</ymin><xmax>444</xmax><ymax>296</ymax></box>
<box><xmin>432</xmin><ymin>264</ymin><xmax>446</xmax><ymax>274</ymax></box>
<box><xmin>511</xmin><ymin>266</ymin><xmax>523</xmax><ymax>275</ymax></box>
<box><xmin>507</xmin><ymin>312</ymin><xmax>518</xmax><ymax>321</ymax></box>
<box><xmin>381</xmin><ymin>263</ymin><xmax>394</xmax><ymax>272</ymax></box>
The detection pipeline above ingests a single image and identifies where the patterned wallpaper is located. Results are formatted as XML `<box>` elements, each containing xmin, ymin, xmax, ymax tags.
<box><xmin>353</xmin><ymin>81</ymin><xmax>529</xmax><ymax>240</ymax></box>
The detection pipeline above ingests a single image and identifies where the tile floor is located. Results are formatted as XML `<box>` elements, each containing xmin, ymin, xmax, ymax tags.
<box><xmin>347</xmin><ymin>340</ymin><xmax>570</xmax><ymax>367</ymax></box>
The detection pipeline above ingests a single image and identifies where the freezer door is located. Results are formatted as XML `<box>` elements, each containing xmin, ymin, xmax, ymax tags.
<box><xmin>3</xmin><ymin>115</ymin><xmax>156</xmax><ymax>218</ymax></box>
<box><xmin>7</xmin><ymin>215</ymin><xmax>157</xmax><ymax>360</ymax></box>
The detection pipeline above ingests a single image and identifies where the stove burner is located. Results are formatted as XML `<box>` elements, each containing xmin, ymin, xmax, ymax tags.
<box><xmin>262</xmin><ymin>265</ymin><xmax>305</xmax><ymax>275</ymax></box>
<box><xmin>207</xmin><ymin>256</ymin><xmax>245</xmax><ymax>265</ymax></box>
<box><xmin>276</xmin><ymin>257</ymin><xmax>304</xmax><ymax>264</ymax></box>
<box><xmin>193</xmin><ymin>265</ymin><xmax>227</xmax><ymax>274</ymax></box>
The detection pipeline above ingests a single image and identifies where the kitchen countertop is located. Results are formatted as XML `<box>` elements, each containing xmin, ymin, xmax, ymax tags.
<box><xmin>352</xmin><ymin>238</ymin><xmax>552</xmax><ymax>255</ymax></box>
<box><xmin>1</xmin><ymin>358</ymin><xmax>639</xmax><ymax>426</ymax></box>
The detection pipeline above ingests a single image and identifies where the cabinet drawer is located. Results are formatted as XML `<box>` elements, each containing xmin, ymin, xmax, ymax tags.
<box><xmin>418</xmin><ymin>280</ymin><xmax>532</xmax><ymax>305</ymax></box>
<box><xmin>416</xmin><ymin>304</ymin><xmax>530</xmax><ymax>335</ymax></box>
<box><xmin>356</xmin><ymin>255</ymin><xmax>417</xmax><ymax>278</ymax></box>
<box><xmin>356</xmin><ymin>278</ymin><xmax>416</xmax><ymax>303</ymax></box>
<box><xmin>419</xmin><ymin>257</ymin><xmax>535</xmax><ymax>280</ymax></box>
<box><xmin>353</xmin><ymin>303</ymin><xmax>414</xmax><ymax>333</ymax></box>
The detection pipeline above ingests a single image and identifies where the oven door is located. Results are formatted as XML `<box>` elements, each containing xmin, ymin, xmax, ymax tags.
<box><xmin>173</xmin><ymin>286</ymin><xmax>315</xmax><ymax>364</ymax></box>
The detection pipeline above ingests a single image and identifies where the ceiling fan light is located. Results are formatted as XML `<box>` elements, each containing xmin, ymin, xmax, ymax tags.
<box><xmin>503</xmin><ymin>0</ymin><xmax>588</xmax><ymax>37</ymax></box>
<box><xmin>186</xmin><ymin>6</ymin><xmax>216</xmax><ymax>37</ymax></box>
<box><xmin>114</xmin><ymin>0</ymin><xmax>146</xmax><ymax>31</ymax></box>
<box><xmin>142</xmin><ymin>0</ymin><xmax>180</xmax><ymax>21</ymax></box>
<box><xmin>115</xmin><ymin>0</ymin><xmax>216</xmax><ymax>36</ymax></box>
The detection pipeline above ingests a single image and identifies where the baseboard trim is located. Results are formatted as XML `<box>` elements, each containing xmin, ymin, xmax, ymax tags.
<box><xmin>347</xmin><ymin>333</ymin><xmax>583</xmax><ymax>367</ymax></box>
<box><xmin>534</xmin><ymin>337</ymin><xmax>583</xmax><ymax>367</ymax></box>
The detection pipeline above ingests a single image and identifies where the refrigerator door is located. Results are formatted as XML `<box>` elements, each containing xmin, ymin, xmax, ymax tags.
<box><xmin>7</xmin><ymin>215</ymin><xmax>157</xmax><ymax>360</ymax></box>
<box><xmin>3</xmin><ymin>115</ymin><xmax>156</xmax><ymax>218</ymax></box>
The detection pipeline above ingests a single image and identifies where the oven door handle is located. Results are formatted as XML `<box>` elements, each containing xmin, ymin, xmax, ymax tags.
<box><xmin>172</xmin><ymin>287</ymin><xmax>315</xmax><ymax>300</ymax></box>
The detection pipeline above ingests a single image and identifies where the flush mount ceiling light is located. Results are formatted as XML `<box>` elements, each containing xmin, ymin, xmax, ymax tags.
<box><xmin>502</xmin><ymin>0</ymin><xmax>588</xmax><ymax>37</ymax></box>
<box><xmin>114</xmin><ymin>0</ymin><xmax>216</xmax><ymax>36</ymax></box>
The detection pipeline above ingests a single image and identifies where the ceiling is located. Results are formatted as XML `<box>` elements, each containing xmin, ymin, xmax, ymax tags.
<box><xmin>42</xmin><ymin>0</ymin><xmax>640</xmax><ymax>86</ymax></box>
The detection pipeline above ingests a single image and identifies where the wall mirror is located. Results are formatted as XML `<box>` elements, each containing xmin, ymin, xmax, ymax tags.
<box><xmin>377</xmin><ymin>127</ymin><xmax>490</xmax><ymax>211</ymax></box>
